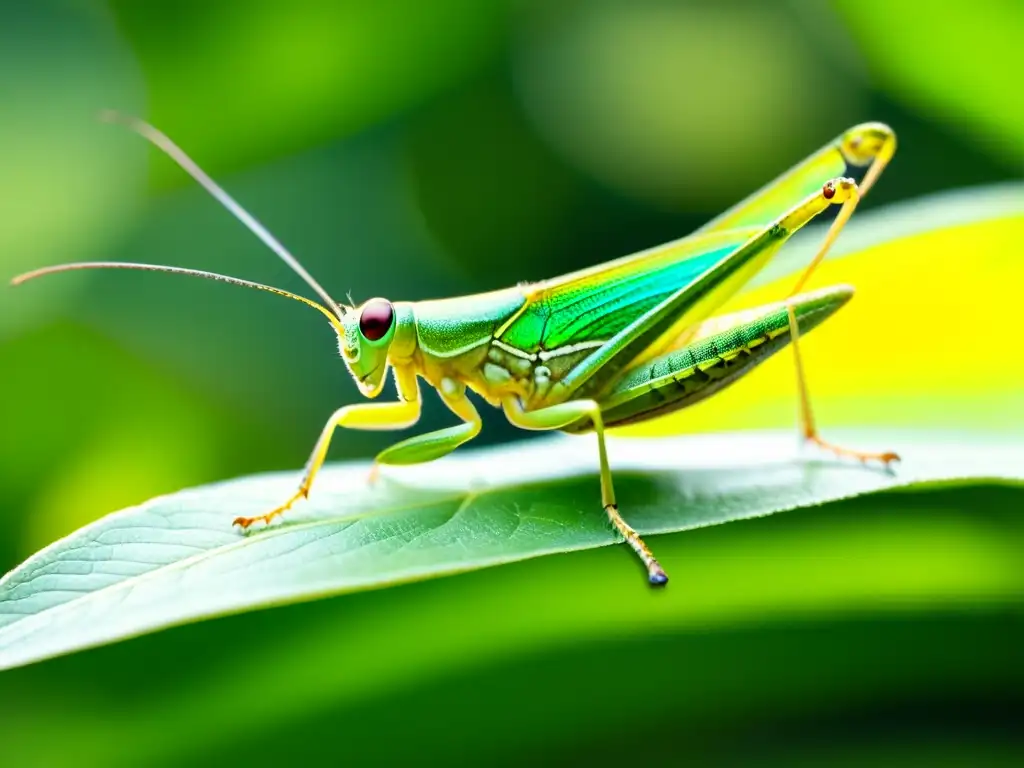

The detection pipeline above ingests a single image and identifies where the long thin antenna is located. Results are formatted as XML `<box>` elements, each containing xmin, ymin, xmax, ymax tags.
<box><xmin>99</xmin><ymin>110</ymin><xmax>349</xmax><ymax>319</ymax></box>
<box><xmin>11</xmin><ymin>261</ymin><xmax>344</xmax><ymax>331</ymax></box>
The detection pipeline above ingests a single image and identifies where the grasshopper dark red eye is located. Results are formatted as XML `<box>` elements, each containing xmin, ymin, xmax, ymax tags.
<box><xmin>359</xmin><ymin>299</ymin><xmax>394</xmax><ymax>341</ymax></box>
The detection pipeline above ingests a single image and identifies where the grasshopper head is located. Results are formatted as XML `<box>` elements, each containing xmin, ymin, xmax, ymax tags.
<box><xmin>338</xmin><ymin>298</ymin><xmax>396</xmax><ymax>398</ymax></box>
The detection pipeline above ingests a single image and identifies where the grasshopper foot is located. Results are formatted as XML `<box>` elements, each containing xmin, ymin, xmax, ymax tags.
<box><xmin>232</xmin><ymin>489</ymin><xmax>307</xmax><ymax>530</ymax></box>
<box><xmin>604</xmin><ymin>503</ymin><xmax>670</xmax><ymax>587</ymax></box>
<box><xmin>647</xmin><ymin>564</ymin><xmax>669</xmax><ymax>587</ymax></box>
<box><xmin>805</xmin><ymin>434</ymin><xmax>900</xmax><ymax>468</ymax></box>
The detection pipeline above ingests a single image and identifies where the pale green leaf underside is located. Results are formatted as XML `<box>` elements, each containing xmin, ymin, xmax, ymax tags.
<box><xmin>1</xmin><ymin>428</ymin><xmax>1022</xmax><ymax>671</ymax></box>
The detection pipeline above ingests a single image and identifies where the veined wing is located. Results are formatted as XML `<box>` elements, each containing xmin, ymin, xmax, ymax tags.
<box><xmin>554</xmin><ymin>181</ymin><xmax>847</xmax><ymax>400</ymax></box>
<box><xmin>497</xmin><ymin>127</ymin><xmax>855</xmax><ymax>356</ymax></box>
<box><xmin>497</xmin><ymin>228</ymin><xmax>760</xmax><ymax>354</ymax></box>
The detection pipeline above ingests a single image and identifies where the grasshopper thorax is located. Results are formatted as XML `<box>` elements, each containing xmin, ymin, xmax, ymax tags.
<box><xmin>338</xmin><ymin>297</ymin><xmax>397</xmax><ymax>398</ymax></box>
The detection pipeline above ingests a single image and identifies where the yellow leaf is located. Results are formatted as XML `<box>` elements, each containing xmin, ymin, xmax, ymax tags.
<box><xmin>623</xmin><ymin>200</ymin><xmax>1024</xmax><ymax>436</ymax></box>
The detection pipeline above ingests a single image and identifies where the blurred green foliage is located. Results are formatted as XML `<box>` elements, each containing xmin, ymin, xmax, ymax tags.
<box><xmin>1</xmin><ymin>1</ymin><xmax>1021</xmax><ymax>765</ymax></box>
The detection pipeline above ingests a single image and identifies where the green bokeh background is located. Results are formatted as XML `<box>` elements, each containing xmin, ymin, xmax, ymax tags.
<box><xmin>1</xmin><ymin>1</ymin><xmax>1021</xmax><ymax>765</ymax></box>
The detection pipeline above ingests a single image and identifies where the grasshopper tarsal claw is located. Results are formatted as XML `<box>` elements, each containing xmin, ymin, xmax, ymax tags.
<box><xmin>804</xmin><ymin>435</ymin><xmax>901</xmax><ymax>468</ymax></box>
<box><xmin>232</xmin><ymin>510</ymin><xmax>285</xmax><ymax>530</ymax></box>
<box><xmin>232</xmin><ymin>489</ymin><xmax>306</xmax><ymax>529</ymax></box>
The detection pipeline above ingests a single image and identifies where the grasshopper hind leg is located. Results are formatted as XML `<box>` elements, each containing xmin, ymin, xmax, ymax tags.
<box><xmin>786</xmin><ymin>304</ymin><xmax>899</xmax><ymax>467</ymax></box>
<box><xmin>579</xmin><ymin>284</ymin><xmax>856</xmax><ymax>433</ymax></box>
<box><xmin>785</xmin><ymin>174</ymin><xmax>900</xmax><ymax>468</ymax></box>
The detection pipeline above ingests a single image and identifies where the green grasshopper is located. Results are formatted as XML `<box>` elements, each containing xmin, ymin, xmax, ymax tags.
<box><xmin>13</xmin><ymin>114</ymin><xmax>899</xmax><ymax>586</ymax></box>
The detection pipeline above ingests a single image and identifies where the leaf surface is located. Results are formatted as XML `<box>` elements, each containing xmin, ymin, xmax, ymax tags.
<box><xmin>1</xmin><ymin>428</ymin><xmax>1021</xmax><ymax>671</ymax></box>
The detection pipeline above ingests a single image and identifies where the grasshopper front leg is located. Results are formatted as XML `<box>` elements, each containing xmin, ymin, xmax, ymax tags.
<box><xmin>234</xmin><ymin>374</ymin><xmax>485</xmax><ymax>528</ymax></box>
<box><xmin>234</xmin><ymin>366</ymin><xmax>422</xmax><ymax>529</ymax></box>
<box><xmin>503</xmin><ymin>396</ymin><xmax>668</xmax><ymax>586</ymax></box>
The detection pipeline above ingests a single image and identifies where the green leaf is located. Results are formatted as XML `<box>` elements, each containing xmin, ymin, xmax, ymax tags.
<box><xmin>1</xmin><ymin>428</ymin><xmax>1021</xmax><ymax>672</ymax></box>
<box><xmin>3</xmin><ymin>484</ymin><xmax>1022</xmax><ymax>766</ymax></box>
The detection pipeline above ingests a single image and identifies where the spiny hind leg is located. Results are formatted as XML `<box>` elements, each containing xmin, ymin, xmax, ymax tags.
<box><xmin>786</xmin><ymin>304</ymin><xmax>898</xmax><ymax>466</ymax></box>
<box><xmin>503</xmin><ymin>396</ymin><xmax>668</xmax><ymax>586</ymax></box>
<box><xmin>785</xmin><ymin>175</ymin><xmax>898</xmax><ymax>467</ymax></box>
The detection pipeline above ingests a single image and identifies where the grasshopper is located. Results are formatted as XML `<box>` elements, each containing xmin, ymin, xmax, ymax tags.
<box><xmin>13</xmin><ymin>114</ymin><xmax>898</xmax><ymax>586</ymax></box>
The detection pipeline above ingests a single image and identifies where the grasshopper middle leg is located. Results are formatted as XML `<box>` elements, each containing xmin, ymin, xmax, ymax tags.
<box><xmin>503</xmin><ymin>396</ymin><xmax>668</xmax><ymax>586</ymax></box>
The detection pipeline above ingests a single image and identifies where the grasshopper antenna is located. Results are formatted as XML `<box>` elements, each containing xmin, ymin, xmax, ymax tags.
<box><xmin>96</xmin><ymin>110</ymin><xmax>349</xmax><ymax>319</ymax></box>
<box><xmin>11</xmin><ymin>262</ymin><xmax>345</xmax><ymax>331</ymax></box>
